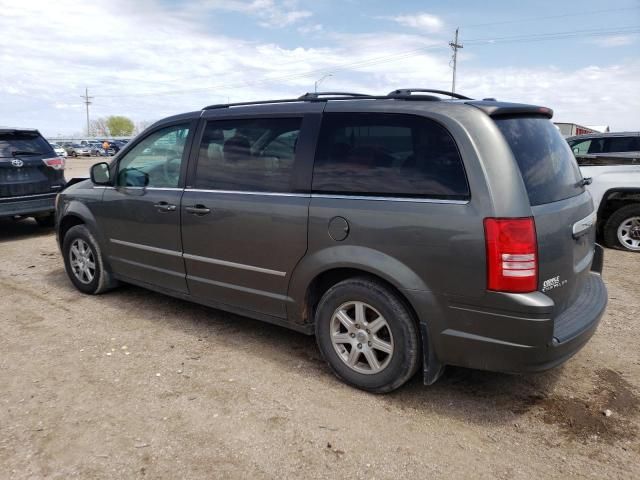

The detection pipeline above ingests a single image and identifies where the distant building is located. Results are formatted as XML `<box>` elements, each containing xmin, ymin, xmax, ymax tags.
<box><xmin>584</xmin><ymin>125</ymin><xmax>611</xmax><ymax>133</ymax></box>
<box><xmin>554</xmin><ymin>122</ymin><xmax>606</xmax><ymax>138</ymax></box>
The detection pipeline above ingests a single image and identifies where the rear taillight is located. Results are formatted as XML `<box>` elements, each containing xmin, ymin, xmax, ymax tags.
<box><xmin>42</xmin><ymin>157</ymin><xmax>65</xmax><ymax>170</ymax></box>
<box><xmin>484</xmin><ymin>217</ymin><xmax>538</xmax><ymax>293</ymax></box>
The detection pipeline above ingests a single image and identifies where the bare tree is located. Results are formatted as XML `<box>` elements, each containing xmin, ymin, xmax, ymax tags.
<box><xmin>89</xmin><ymin>118</ymin><xmax>109</xmax><ymax>137</ymax></box>
<box><xmin>134</xmin><ymin>120</ymin><xmax>155</xmax><ymax>135</ymax></box>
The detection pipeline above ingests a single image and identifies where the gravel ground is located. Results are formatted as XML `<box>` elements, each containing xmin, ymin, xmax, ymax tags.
<box><xmin>0</xmin><ymin>158</ymin><xmax>639</xmax><ymax>479</ymax></box>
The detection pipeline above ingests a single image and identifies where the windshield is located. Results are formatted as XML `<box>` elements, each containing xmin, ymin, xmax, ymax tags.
<box><xmin>0</xmin><ymin>131</ymin><xmax>53</xmax><ymax>158</ymax></box>
<box><xmin>495</xmin><ymin>117</ymin><xmax>584</xmax><ymax>206</ymax></box>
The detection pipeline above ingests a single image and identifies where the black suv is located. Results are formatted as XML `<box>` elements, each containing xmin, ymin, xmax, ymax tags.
<box><xmin>56</xmin><ymin>90</ymin><xmax>607</xmax><ymax>392</ymax></box>
<box><xmin>1</xmin><ymin>128</ymin><xmax>65</xmax><ymax>226</ymax></box>
<box><xmin>567</xmin><ymin>131</ymin><xmax>640</xmax><ymax>155</ymax></box>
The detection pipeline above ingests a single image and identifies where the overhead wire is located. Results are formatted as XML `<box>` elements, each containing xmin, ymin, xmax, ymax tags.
<box><xmin>94</xmin><ymin>26</ymin><xmax>640</xmax><ymax>99</ymax></box>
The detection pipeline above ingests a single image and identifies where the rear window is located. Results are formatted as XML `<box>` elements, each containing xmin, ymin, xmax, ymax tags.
<box><xmin>0</xmin><ymin>131</ymin><xmax>53</xmax><ymax>158</ymax></box>
<box><xmin>495</xmin><ymin>117</ymin><xmax>584</xmax><ymax>205</ymax></box>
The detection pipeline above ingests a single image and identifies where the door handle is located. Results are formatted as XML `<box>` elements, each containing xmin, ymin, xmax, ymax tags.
<box><xmin>185</xmin><ymin>205</ymin><xmax>211</xmax><ymax>216</ymax></box>
<box><xmin>154</xmin><ymin>202</ymin><xmax>177</xmax><ymax>212</ymax></box>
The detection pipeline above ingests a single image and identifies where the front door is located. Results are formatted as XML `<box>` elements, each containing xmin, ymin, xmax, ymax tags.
<box><xmin>99</xmin><ymin>122</ymin><xmax>194</xmax><ymax>293</ymax></box>
<box><xmin>181</xmin><ymin>113</ymin><xmax>317</xmax><ymax>318</ymax></box>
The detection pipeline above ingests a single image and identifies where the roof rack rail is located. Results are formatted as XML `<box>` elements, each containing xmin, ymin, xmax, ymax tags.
<box><xmin>203</xmin><ymin>98</ymin><xmax>306</xmax><ymax>110</ymax></box>
<box><xmin>203</xmin><ymin>92</ymin><xmax>377</xmax><ymax>110</ymax></box>
<box><xmin>298</xmin><ymin>91</ymin><xmax>372</xmax><ymax>100</ymax></box>
<box><xmin>202</xmin><ymin>89</ymin><xmax>469</xmax><ymax>110</ymax></box>
<box><xmin>388</xmin><ymin>88</ymin><xmax>472</xmax><ymax>100</ymax></box>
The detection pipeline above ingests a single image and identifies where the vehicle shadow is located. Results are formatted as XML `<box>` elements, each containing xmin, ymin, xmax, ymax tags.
<box><xmin>0</xmin><ymin>217</ymin><xmax>54</xmax><ymax>244</ymax></box>
<box><xmin>45</xmin><ymin>274</ymin><xmax>562</xmax><ymax>426</ymax></box>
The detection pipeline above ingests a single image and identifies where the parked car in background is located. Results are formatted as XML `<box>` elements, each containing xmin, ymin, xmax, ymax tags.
<box><xmin>1</xmin><ymin>127</ymin><xmax>65</xmax><ymax>226</ymax></box>
<box><xmin>87</xmin><ymin>142</ymin><xmax>114</xmax><ymax>156</ymax></box>
<box><xmin>577</xmin><ymin>152</ymin><xmax>640</xmax><ymax>252</ymax></box>
<box><xmin>64</xmin><ymin>143</ymin><xmax>92</xmax><ymax>157</ymax></box>
<box><xmin>568</xmin><ymin>131</ymin><xmax>640</xmax><ymax>155</ymax></box>
<box><xmin>56</xmin><ymin>89</ymin><xmax>607</xmax><ymax>393</ymax></box>
<box><xmin>49</xmin><ymin>142</ymin><xmax>68</xmax><ymax>158</ymax></box>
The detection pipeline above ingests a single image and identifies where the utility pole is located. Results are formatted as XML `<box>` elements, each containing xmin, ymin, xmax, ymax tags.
<box><xmin>80</xmin><ymin>87</ymin><xmax>93</xmax><ymax>136</ymax></box>
<box><xmin>449</xmin><ymin>28</ymin><xmax>463</xmax><ymax>95</ymax></box>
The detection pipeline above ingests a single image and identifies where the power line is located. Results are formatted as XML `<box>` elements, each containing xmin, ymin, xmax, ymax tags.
<box><xmin>103</xmin><ymin>6</ymin><xmax>639</xmax><ymax>91</ymax></box>
<box><xmin>93</xmin><ymin>25</ymin><xmax>640</xmax><ymax>100</ymax></box>
<box><xmin>461</xmin><ymin>6</ymin><xmax>639</xmax><ymax>28</ymax></box>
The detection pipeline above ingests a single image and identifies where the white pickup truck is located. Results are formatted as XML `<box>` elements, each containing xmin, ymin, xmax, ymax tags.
<box><xmin>577</xmin><ymin>153</ymin><xmax>640</xmax><ymax>252</ymax></box>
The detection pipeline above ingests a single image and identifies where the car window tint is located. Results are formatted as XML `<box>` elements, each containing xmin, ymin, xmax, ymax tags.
<box><xmin>604</xmin><ymin>136</ymin><xmax>640</xmax><ymax>153</ymax></box>
<box><xmin>194</xmin><ymin>118</ymin><xmax>301</xmax><ymax>192</ymax></box>
<box><xmin>568</xmin><ymin>139</ymin><xmax>591</xmax><ymax>155</ymax></box>
<box><xmin>495</xmin><ymin>116</ymin><xmax>584</xmax><ymax>206</ymax></box>
<box><xmin>117</xmin><ymin>124</ymin><xmax>190</xmax><ymax>188</ymax></box>
<box><xmin>587</xmin><ymin>138</ymin><xmax>605</xmax><ymax>154</ymax></box>
<box><xmin>0</xmin><ymin>132</ymin><xmax>53</xmax><ymax>158</ymax></box>
<box><xmin>312</xmin><ymin>113</ymin><xmax>469</xmax><ymax>199</ymax></box>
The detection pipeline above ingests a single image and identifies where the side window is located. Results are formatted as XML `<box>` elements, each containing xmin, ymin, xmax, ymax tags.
<box><xmin>604</xmin><ymin>136</ymin><xmax>639</xmax><ymax>153</ymax></box>
<box><xmin>117</xmin><ymin>124</ymin><xmax>190</xmax><ymax>188</ymax></box>
<box><xmin>569</xmin><ymin>139</ymin><xmax>591</xmax><ymax>155</ymax></box>
<box><xmin>312</xmin><ymin>113</ymin><xmax>469</xmax><ymax>199</ymax></box>
<box><xmin>194</xmin><ymin>118</ymin><xmax>301</xmax><ymax>192</ymax></box>
<box><xmin>586</xmin><ymin>138</ymin><xmax>605</xmax><ymax>154</ymax></box>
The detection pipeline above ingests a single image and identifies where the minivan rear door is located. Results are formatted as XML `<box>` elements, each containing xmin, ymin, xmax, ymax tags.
<box><xmin>494</xmin><ymin>117</ymin><xmax>594</xmax><ymax>314</ymax></box>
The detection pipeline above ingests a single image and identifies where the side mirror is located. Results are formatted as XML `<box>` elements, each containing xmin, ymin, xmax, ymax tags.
<box><xmin>90</xmin><ymin>162</ymin><xmax>111</xmax><ymax>185</ymax></box>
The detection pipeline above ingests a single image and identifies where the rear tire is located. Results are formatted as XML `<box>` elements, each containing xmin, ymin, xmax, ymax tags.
<box><xmin>62</xmin><ymin>225</ymin><xmax>118</xmax><ymax>294</ymax></box>
<box><xmin>314</xmin><ymin>277</ymin><xmax>421</xmax><ymax>393</ymax></box>
<box><xmin>603</xmin><ymin>204</ymin><xmax>640</xmax><ymax>252</ymax></box>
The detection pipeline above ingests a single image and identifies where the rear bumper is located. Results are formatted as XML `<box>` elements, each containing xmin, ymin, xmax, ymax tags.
<box><xmin>422</xmin><ymin>245</ymin><xmax>607</xmax><ymax>375</ymax></box>
<box><xmin>0</xmin><ymin>193</ymin><xmax>56</xmax><ymax>217</ymax></box>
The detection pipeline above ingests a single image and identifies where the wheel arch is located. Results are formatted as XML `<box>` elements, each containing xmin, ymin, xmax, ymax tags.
<box><xmin>57</xmin><ymin>200</ymin><xmax>103</xmax><ymax>251</ymax></box>
<box><xmin>597</xmin><ymin>188</ymin><xmax>640</xmax><ymax>235</ymax></box>
<box><xmin>287</xmin><ymin>245</ymin><xmax>431</xmax><ymax>326</ymax></box>
<box><xmin>288</xmin><ymin>247</ymin><xmax>445</xmax><ymax>385</ymax></box>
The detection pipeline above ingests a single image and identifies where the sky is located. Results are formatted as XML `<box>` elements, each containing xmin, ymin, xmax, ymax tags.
<box><xmin>1</xmin><ymin>0</ymin><xmax>639</xmax><ymax>136</ymax></box>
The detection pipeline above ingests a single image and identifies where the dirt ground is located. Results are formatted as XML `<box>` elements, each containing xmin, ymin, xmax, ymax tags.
<box><xmin>0</xmin><ymin>158</ymin><xmax>639</xmax><ymax>479</ymax></box>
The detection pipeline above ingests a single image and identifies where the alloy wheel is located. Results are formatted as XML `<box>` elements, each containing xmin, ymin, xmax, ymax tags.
<box><xmin>69</xmin><ymin>238</ymin><xmax>96</xmax><ymax>284</ymax></box>
<box><xmin>329</xmin><ymin>301</ymin><xmax>394</xmax><ymax>375</ymax></box>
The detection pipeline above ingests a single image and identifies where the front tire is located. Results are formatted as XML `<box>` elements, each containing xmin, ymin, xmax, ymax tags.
<box><xmin>603</xmin><ymin>204</ymin><xmax>640</xmax><ymax>252</ymax></box>
<box><xmin>315</xmin><ymin>277</ymin><xmax>421</xmax><ymax>393</ymax></box>
<box><xmin>62</xmin><ymin>225</ymin><xmax>117</xmax><ymax>294</ymax></box>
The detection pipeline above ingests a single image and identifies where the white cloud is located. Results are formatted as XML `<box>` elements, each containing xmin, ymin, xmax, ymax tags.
<box><xmin>199</xmin><ymin>0</ymin><xmax>311</xmax><ymax>27</ymax></box>
<box><xmin>298</xmin><ymin>23</ymin><xmax>323</xmax><ymax>34</ymax></box>
<box><xmin>385</xmin><ymin>13</ymin><xmax>444</xmax><ymax>33</ymax></box>
<box><xmin>0</xmin><ymin>0</ymin><xmax>637</xmax><ymax>135</ymax></box>
<box><xmin>588</xmin><ymin>34</ymin><xmax>637</xmax><ymax>48</ymax></box>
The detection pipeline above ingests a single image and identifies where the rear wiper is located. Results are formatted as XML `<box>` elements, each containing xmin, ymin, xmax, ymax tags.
<box><xmin>11</xmin><ymin>150</ymin><xmax>44</xmax><ymax>156</ymax></box>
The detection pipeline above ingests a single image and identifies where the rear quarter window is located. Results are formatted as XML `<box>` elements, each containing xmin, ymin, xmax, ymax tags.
<box><xmin>495</xmin><ymin>117</ymin><xmax>584</xmax><ymax>206</ymax></box>
<box><xmin>312</xmin><ymin>113</ymin><xmax>469</xmax><ymax>199</ymax></box>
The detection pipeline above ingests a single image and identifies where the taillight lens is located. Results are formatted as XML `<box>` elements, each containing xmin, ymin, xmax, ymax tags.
<box><xmin>42</xmin><ymin>157</ymin><xmax>65</xmax><ymax>170</ymax></box>
<box><xmin>484</xmin><ymin>217</ymin><xmax>538</xmax><ymax>293</ymax></box>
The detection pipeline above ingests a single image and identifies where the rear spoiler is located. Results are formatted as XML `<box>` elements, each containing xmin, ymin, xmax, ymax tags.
<box><xmin>467</xmin><ymin>100</ymin><xmax>553</xmax><ymax>119</ymax></box>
